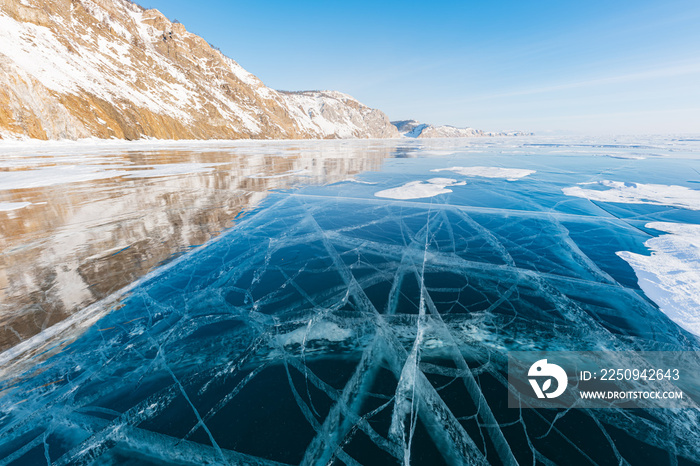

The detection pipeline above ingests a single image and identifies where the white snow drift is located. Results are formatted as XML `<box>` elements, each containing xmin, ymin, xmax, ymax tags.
<box><xmin>617</xmin><ymin>222</ymin><xmax>700</xmax><ymax>336</ymax></box>
<box><xmin>563</xmin><ymin>181</ymin><xmax>700</xmax><ymax>211</ymax></box>
<box><xmin>431</xmin><ymin>166</ymin><xmax>535</xmax><ymax>181</ymax></box>
<box><xmin>374</xmin><ymin>178</ymin><xmax>465</xmax><ymax>200</ymax></box>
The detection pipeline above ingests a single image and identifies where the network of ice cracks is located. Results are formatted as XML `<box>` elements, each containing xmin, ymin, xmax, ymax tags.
<box><xmin>1</xmin><ymin>139</ymin><xmax>700</xmax><ymax>466</ymax></box>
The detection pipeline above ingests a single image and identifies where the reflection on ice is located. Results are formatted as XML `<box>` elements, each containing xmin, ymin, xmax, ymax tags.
<box><xmin>122</xmin><ymin>162</ymin><xmax>228</xmax><ymax>178</ymax></box>
<box><xmin>0</xmin><ymin>140</ymin><xmax>394</xmax><ymax>353</ymax></box>
<box><xmin>247</xmin><ymin>168</ymin><xmax>312</xmax><ymax>179</ymax></box>
<box><xmin>0</xmin><ymin>136</ymin><xmax>700</xmax><ymax>465</ymax></box>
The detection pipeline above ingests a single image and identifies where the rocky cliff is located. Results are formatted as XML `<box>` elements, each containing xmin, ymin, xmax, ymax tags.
<box><xmin>0</xmin><ymin>0</ymin><xmax>399</xmax><ymax>140</ymax></box>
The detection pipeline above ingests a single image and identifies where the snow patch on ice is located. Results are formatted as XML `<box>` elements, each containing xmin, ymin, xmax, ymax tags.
<box><xmin>374</xmin><ymin>178</ymin><xmax>466</xmax><ymax>200</ymax></box>
<box><xmin>278</xmin><ymin>322</ymin><xmax>352</xmax><ymax>346</ymax></box>
<box><xmin>0</xmin><ymin>161</ymin><xmax>230</xmax><ymax>190</ymax></box>
<box><xmin>563</xmin><ymin>181</ymin><xmax>700</xmax><ymax>211</ymax></box>
<box><xmin>331</xmin><ymin>178</ymin><xmax>377</xmax><ymax>185</ymax></box>
<box><xmin>617</xmin><ymin>222</ymin><xmax>700</xmax><ymax>336</ymax></box>
<box><xmin>0</xmin><ymin>166</ymin><xmax>129</xmax><ymax>190</ymax></box>
<box><xmin>0</xmin><ymin>201</ymin><xmax>31</xmax><ymax>211</ymax></box>
<box><xmin>603</xmin><ymin>153</ymin><xmax>647</xmax><ymax>160</ymax></box>
<box><xmin>431</xmin><ymin>166</ymin><xmax>535</xmax><ymax>181</ymax></box>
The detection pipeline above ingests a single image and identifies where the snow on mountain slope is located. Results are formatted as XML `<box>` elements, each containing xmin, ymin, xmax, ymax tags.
<box><xmin>391</xmin><ymin>119</ymin><xmax>530</xmax><ymax>138</ymax></box>
<box><xmin>392</xmin><ymin>119</ymin><xmax>429</xmax><ymax>138</ymax></box>
<box><xmin>416</xmin><ymin>125</ymin><xmax>482</xmax><ymax>138</ymax></box>
<box><xmin>0</xmin><ymin>0</ymin><xmax>398</xmax><ymax>140</ymax></box>
<box><xmin>282</xmin><ymin>91</ymin><xmax>399</xmax><ymax>139</ymax></box>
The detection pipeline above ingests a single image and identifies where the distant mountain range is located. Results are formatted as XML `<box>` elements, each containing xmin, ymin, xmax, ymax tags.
<box><xmin>0</xmin><ymin>0</ymin><xmax>526</xmax><ymax>141</ymax></box>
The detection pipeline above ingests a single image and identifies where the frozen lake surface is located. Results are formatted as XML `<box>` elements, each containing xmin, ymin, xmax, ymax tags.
<box><xmin>1</xmin><ymin>136</ymin><xmax>700</xmax><ymax>465</ymax></box>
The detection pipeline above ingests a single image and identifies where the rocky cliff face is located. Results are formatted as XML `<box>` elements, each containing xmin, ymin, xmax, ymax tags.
<box><xmin>0</xmin><ymin>0</ymin><xmax>399</xmax><ymax>140</ymax></box>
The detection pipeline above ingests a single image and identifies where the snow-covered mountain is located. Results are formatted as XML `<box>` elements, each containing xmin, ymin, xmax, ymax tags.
<box><xmin>392</xmin><ymin>119</ymin><xmax>530</xmax><ymax>138</ymax></box>
<box><xmin>392</xmin><ymin>119</ymin><xmax>430</xmax><ymax>138</ymax></box>
<box><xmin>282</xmin><ymin>91</ymin><xmax>399</xmax><ymax>139</ymax></box>
<box><xmin>0</xmin><ymin>0</ymin><xmax>399</xmax><ymax>140</ymax></box>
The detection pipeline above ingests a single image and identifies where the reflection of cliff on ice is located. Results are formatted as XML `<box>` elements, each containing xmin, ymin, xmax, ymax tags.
<box><xmin>0</xmin><ymin>139</ymin><xmax>397</xmax><ymax>357</ymax></box>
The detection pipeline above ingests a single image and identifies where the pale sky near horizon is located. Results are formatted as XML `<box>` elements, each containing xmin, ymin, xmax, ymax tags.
<box><xmin>144</xmin><ymin>0</ymin><xmax>700</xmax><ymax>135</ymax></box>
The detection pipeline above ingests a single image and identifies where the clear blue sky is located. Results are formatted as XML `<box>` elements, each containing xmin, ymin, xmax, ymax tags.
<box><xmin>143</xmin><ymin>0</ymin><xmax>700</xmax><ymax>134</ymax></box>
